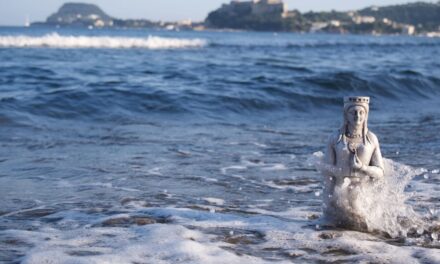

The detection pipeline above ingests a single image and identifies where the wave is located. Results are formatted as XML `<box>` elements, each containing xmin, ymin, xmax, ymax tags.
<box><xmin>0</xmin><ymin>33</ymin><xmax>207</xmax><ymax>49</ymax></box>
<box><xmin>0</xmin><ymin>69</ymin><xmax>439</xmax><ymax>121</ymax></box>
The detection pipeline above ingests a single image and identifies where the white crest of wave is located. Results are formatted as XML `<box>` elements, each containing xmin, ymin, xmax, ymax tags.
<box><xmin>0</xmin><ymin>33</ymin><xmax>207</xmax><ymax>49</ymax></box>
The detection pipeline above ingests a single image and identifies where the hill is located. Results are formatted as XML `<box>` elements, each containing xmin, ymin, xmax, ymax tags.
<box><xmin>358</xmin><ymin>2</ymin><xmax>440</xmax><ymax>32</ymax></box>
<box><xmin>205</xmin><ymin>1</ymin><xmax>440</xmax><ymax>34</ymax></box>
<box><xmin>45</xmin><ymin>3</ymin><xmax>114</xmax><ymax>27</ymax></box>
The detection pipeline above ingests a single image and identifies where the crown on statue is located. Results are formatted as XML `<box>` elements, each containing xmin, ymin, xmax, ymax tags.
<box><xmin>344</xmin><ymin>96</ymin><xmax>370</xmax><ymax>104</ymax></box>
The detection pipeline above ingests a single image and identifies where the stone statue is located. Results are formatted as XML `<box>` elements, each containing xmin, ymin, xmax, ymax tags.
<box><xmin>322</xmin><ymin>96</ymin><xmax>385</xmax><ymax>229</ymax></box>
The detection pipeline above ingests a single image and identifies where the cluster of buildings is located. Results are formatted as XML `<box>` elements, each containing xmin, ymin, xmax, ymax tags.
<box><xmin>310</xmin><ymin>11</ymin><xmax>417</xmax><ymax>35</ymax></box>
<box><xmin>350</xmin><ymin>12</ymin><xmax>416</xmax><ymax>35</ymax></box>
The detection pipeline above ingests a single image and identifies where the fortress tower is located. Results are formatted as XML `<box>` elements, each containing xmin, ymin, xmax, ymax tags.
<box><xmin>251</xmin><ymin>0</ymin><xmax>287</xmax><ymax>16</ymax></box>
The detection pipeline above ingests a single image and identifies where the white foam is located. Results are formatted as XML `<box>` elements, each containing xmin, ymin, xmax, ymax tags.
<box><xmin>4</xmin><ymin>207</ymin><xmax>440</xmax><ymax>263</ymax></box>
<box><xmin>245</xmin><ymin>206</ymin><xmax>315</xmax><ymax>220</ymax></box>
<box><xmin>203</xmin><ymin>197</ymin><xmax>225</xmax><ymax>206</ymax></box>
<box><xmin>222</xmin><ymin>157</ymin><xmax>287</xmax><ymax>175</ymax></box>
<box><xmin>220</xmin><ymin>165</ymin><xmax>247</xmax><ymax>174</ymax></box>
<box><xmin>0</xmin><ymin>33</ymin><xmax>207</xmax><ymax>49</ymax></box>
<box><xmin>262</xmin><ymin>179</ymin><xmax>319</xmax><ymax>193</ymax></box>
<box><xmin>147</xmin><ymin>167</ymin><xmax>163</xmax><ymax>176</ymax></box>
<box><xmin>17</xmin><ymin>224</ymin><xmax>265</xmax><ymax>264</ymax></box>
<box><xmin>260</xmin><ymin>163</ymin><xmax>287</xmax><ymax>171</ymax></box>
<box><xmin>251</xmin><ymin>142</ymin><xmax>267</xmax><ymax>148</ymax></box>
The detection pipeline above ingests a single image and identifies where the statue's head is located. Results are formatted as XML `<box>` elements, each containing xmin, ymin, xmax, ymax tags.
<box><xmin>340</xmin><ymin>96</ymin><xmax>370</xmax><ymax>142</ymax></box>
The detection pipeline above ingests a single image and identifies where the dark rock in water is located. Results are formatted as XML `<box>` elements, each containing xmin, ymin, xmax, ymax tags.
<box><xmin>100</xmin><ymin>216</ymin><xmax>155</xmax><ymax>227</ymax></box>
<box><xmin>322</xmin><ymin>247</ymin><xmax>357</xmax><ymax>256</ymax></box>
<box><xmin>45</xmin><ymin>3</ymin><xmax>114</xmax><ymax>27</ymax></box>
<box><xmin>7</xmin><ymin>208</ymin><xmax>57</xmax><ymax>220</ymax></box>
<box><xmin>67</xmin><ymin>250</ymin><xmax>102</xmax><ymax>257</ymax></box>
<box><xmin>98</xmin><ymin>215</ymin><xmax>170</xmax><ymax>227</ymax></box>
<box><xmin>307</xmin><ymin>214</ymin><xmax>320</xmax><ymax>220</ymax></box>
<box><xmin>224</xmin><ymin>234</ymin><xmax>259</xmax><ymax>245</ymax></box>
<box><xmin>318</xmin><ymin>232</ymin><xmax>341</xmax><ymax>240</ymax></box>
<box><xmin>206</xmin><ymin>227</ymin><xmax>265</xmax><ymax>245</ymax></box>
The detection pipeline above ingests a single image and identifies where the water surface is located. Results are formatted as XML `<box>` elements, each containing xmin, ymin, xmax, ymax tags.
<box><xmin>0</xmin><ymin>27</ymin><xmax>440</xmax><ymax>263</ymax></box>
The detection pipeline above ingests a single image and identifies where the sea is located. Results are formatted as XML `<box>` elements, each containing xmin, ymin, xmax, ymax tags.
<box><xmin>0</xmin><ymin>27</ymin><xmax>439</xmax><ymax>263</ymax></box>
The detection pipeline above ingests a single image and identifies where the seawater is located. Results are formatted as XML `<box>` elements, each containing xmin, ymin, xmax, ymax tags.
<box><xmin>0</xmin><ymin>27</ymin><xmax>440</xmax><ymax>263</ymax></box>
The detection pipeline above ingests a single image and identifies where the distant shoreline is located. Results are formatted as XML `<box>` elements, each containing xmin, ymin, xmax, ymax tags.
<box><xmin>18</xmin><ymin>1</ymin><xmax>439</xmax><ymax>37</ymax></box>
<box><xmin>1</xmin><ymin>25</ymin><xmax>439</xmax><ymax>38</ymax></box>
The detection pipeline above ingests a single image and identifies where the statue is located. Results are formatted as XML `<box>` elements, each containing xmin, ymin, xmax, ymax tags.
<box><xmin>322</xmin><ymin>96</ymin><xmax>385</xmax><ymax>230</ymax></box>
<box><xmin>314</xmin><ymin>96</ymin><xmax>438</xmax><ymax>239</ymax></box>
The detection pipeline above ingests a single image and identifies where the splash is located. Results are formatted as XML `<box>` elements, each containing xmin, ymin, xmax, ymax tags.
<box><xmin>0</xmin><ymin>33</ymin><xmax>207</xmax><ymax>49</ymax></box>
<box><xmin>309</xmin><ymin>152</ymin><xmax>438</xmax><ymax>239</ymax></box>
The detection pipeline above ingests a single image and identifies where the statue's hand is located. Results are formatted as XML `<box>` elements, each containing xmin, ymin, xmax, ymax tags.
<box><xmin>351</xmin><ymin>154</ymin><xmax>364</xmax><ymax>170</ymax></box>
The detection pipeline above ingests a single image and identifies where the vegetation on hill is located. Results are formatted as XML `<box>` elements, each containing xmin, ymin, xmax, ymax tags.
<box><xmin>302</xmin><ymin>10</ymin><xmax>352</xmax><ymax>23</ymax></box>
<box><xmin>358</xmin><ymin>2</ymin><xmax>440</xmax><ymax>31</ymax></box>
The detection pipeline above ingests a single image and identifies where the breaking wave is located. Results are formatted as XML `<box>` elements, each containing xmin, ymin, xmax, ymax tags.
<box><xmin>0</xmin><ymin>33</ymin><xmax>207</xmax><ymax>49</ymax></box>
<box><xmin>0</xmin><ymin>30</ymin><xmax>438</xmax><ymax>121</ymax></box>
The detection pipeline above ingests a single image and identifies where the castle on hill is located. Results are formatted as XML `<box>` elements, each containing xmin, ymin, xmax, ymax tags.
<box><xmin>219</xmin><ymin>0</ymin><xmax>288</xmax><ymax>17</ymax></box>
<box><xmin>205</xmin><ymin>0</ymin><xmax>291</xmax><ymax>31</ymax></box>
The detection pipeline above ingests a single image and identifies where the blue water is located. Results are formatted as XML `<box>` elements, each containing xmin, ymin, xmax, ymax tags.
<box><xmin>0</xmin><ymin>27</ymin><xmax>440</xmax><ymax>263</ymax></box>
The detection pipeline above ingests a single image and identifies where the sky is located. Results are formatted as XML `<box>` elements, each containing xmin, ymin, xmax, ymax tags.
<box><xmin>0</xmin><ymin>0</ymin><xmax>436</xmax><ymax>26</ymax></box>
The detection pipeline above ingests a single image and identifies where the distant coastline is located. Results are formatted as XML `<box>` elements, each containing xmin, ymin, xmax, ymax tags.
<box><xmin>205</xmin><ymin>0</ymin><xmax>440</xmax><ymax>36</ymax></box>
<box><xmin>30</xmin><ymin>1</ymin><xmax>440</xmax><ymax>36</ymax></box>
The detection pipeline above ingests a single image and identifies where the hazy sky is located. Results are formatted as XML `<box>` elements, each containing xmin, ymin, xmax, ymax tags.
<box><xmin>0</xmin><ymin>0</ymin><xmax>436</xmax><ymax>26</ymax></box>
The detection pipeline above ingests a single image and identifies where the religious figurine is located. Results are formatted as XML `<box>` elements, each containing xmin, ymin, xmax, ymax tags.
<box><xmin>322</xmin><ymin>96</ymin><xmax>385</xmax><ymax>229</ymax></box>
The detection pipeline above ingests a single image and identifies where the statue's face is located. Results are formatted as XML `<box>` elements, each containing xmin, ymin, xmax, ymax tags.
<box><xmin>346</xmin><ymin>105</ymin><xmax>366</xmax><ymax>126</ymax></box>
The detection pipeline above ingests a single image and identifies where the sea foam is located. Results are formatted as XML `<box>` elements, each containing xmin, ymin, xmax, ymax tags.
<box><xmin>0</xmin><ymin>33</ymin><xmax>207</xmax><ymax>49</ymax></box>
<box><xmin>7</xmin><ymin>207</ymin><xmax>439</xmax><ymax>264</ymax></box>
